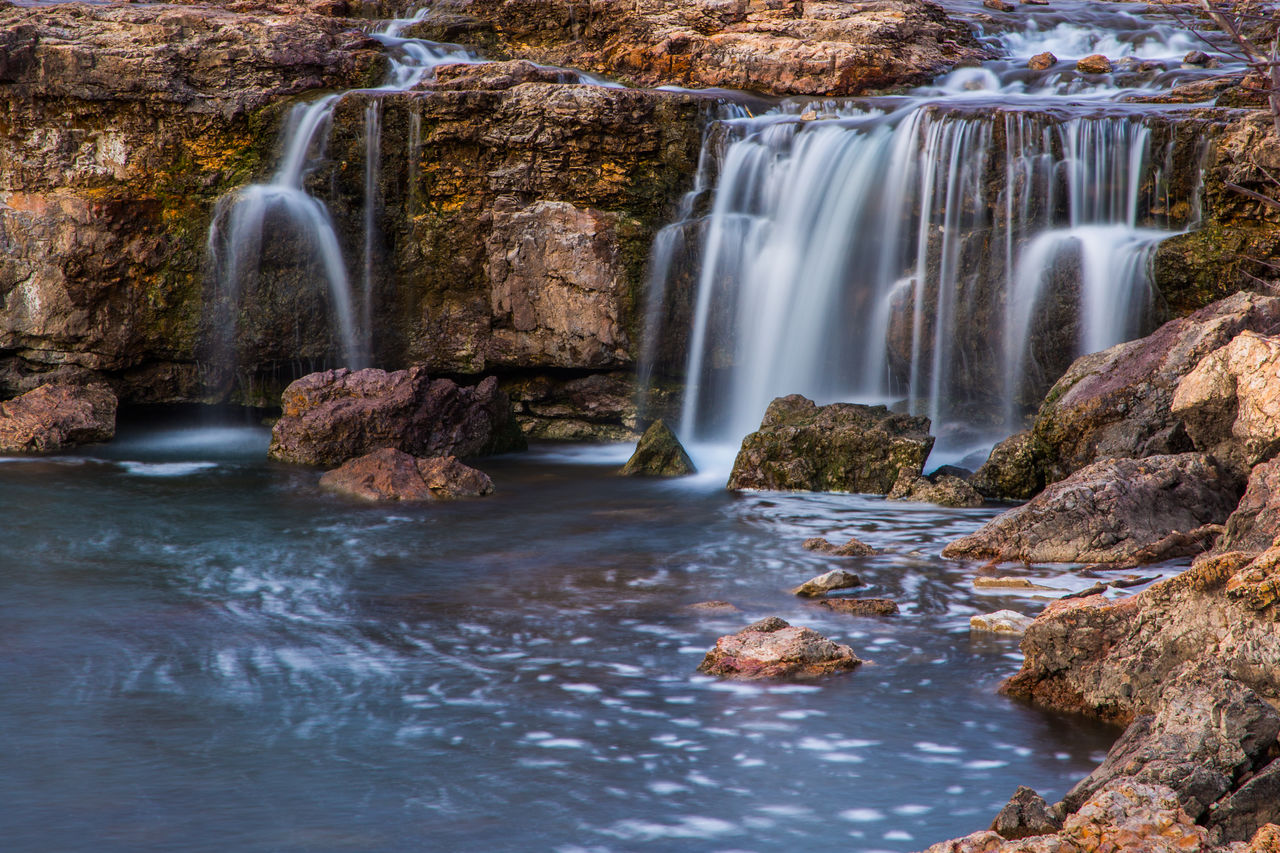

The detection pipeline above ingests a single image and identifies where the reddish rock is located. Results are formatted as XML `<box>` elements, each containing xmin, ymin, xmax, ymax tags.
<box><xmin>983</xmin><ymin>0</ymin><xmax>1015</xmax><ymax>11</ymax></box>
<box><xmin>1076</xmin><ymin>54</ymin><xmax>1113</xmax><ymax>74</ymax></box>
<box><xmin>803</xmin><ymin>535</ymin><xmax>875</xmax><ymax>556</ymax></box>
<box><xmin>696</xmin><ymin>616</ymin><xmax>860</xmax><ymax>680</ymax></box>
<box><xmin>1028</xmin><ymin>52</ymin><xmax>1056</xmax><ymax>71</ymax></box>
<box><xmin>943</xmin><ymin>454</ymin><xmax>1241</xmax><ymax>565</ymax></box>
<box><xmin>268</xmin><ymin>367</ymin><xmax>524</xmax><ymax>468</ymax></box>
<box><xmin>0</xmin><ymin>382</ymin><xmax>116</xmax><ymax>452</ymax></box>
<box><xmin>1222</xmin><ymin>461</ymin><xmax>1280</xmax><ymax>553</ymax></box>
<box><xmin>319</xmin><ymin>448</ymin><xmax>494</xmax><ymax>501</ymax></box>
<box><xmin>815</xmin><ymin>598</ymin><xmax>899</xmax><ymax>617</ymax></box>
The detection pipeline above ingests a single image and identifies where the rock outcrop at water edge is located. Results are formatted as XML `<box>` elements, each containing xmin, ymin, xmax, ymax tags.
<box><xmin>0</xmin><ymin>382</ymin><xmax>117</xmax><ymax>452</ymax></box>
<box><xmin>618</xmin><ymin>418</ymin><xmax>695</xmax><ymax>477</ymax></box>
<box><xmin>268</xmin><ymin>367</ymin><xmax>524</xmax><ymax>467</ymax></box>
<box><xmin>728</xmin><ymin>394</ymin><xmax>934</xmax><ymax>494</ymax></box>
<box><xmin>696</xmin><ymin>616</ymin><xmax>861</xmax><ymax>680</ymax></box>
<box><xmin>319</xmin><ymin>447</ymin><xmax>495</xmax><ymax>501</ymax></box>
<box><xmin>411</xmin><ymin>0</ymin><xmax>987</xmax><ymax>96</ymax></box>
<box><xmin>888</xmin><ymin>468</ymin><xmax>984</xmax><ymax>507</ymax></box>
<box><xmin>1220</xmin><ymin>460</ymin><xmax>1280</xmax><ymax>553</ymax></box>
<box><xmin>944</xmin><ymin>454</ymin><xmax>1242</xmax><ymax>565</ymax></box>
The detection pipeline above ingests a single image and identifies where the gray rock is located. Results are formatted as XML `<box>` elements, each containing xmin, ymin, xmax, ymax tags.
<box><xmin>803</xmin><ymin>536</ymin><xmax>875</xmax><ymax>557</ymax></box>
<box><xmin>990</xmin><ymin>786</ymin><xmax>1061</xmax><ymax>840</ymax></box>
<box><xmin>619</xmin><ymin>418</ymin><xmax>695</xmax><ymax>477</ymax></box>
<box><xmin>792</xmin><ymin>570</ymin><xmax>863</xmax><ymax>598</ymax></box>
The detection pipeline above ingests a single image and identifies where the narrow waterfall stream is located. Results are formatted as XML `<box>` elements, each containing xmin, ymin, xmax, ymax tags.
<box><xmin>652</xmin><ymin>0</ymin><xmax>1225</xmax><ymax>468</ymax></box>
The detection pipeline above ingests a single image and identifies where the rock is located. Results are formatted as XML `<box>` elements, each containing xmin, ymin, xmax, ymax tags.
<box><xmin>1223</xmin><ymin>538</ymin><xmax>1280</xmax><ymax>612</ymax></box>
<box><xmin>978</xmin><ymin>293</ymin><xmax>1280</xmax><ymax>498</ymax></box>
<box><xmin>268</xmin><ymin>367</ymin><xmax>525</xmax><ymax>468</ymax></box>
<box><xmin>696</xmin><ymin>617</ymin><xmax>861</xmax><ymax>680</ymax></box>
<box><xmin>983</xmin><ymin>0</ymin><xmax>1015</xmax><ymax>10</ymax></box>
<box><xmin>943</xmin><ymin>454</ymin><xmax>1241</xmax><ymax>565</ymax></box>
<box><xmin>319</xmin><ymin>447</ymin><xmax>494</xmax><ymax>501</ymax></box>
<box><xmin>1076</xmin><ymin>54</ymin><xmax>1114</xmax><ymax>74</ymax></box>
<box><xmin>888</xmin><ymin>469</ymin><xmax>984</xmax><ymax>507</ymax></box>
<box><xmin>687</xmin><ymin>600</ymin><xmax>739</xmax><ymax>612</ymax></box>
<box><xmin>1207</xmin><ymin>762</ymin><xmax>1280</xmax><ymax>845</ymax></box>
<box><xmin>1183</xmin><ymin>50</ymin><xmax>1216</xmax><ymax>67</ymax></box>
<box><xmin>1222</xmin><ymin>461</ymin><xmax>1280</xmax><ymax>553</ymax></box>
<box><xmin>0</xmin><ymin>383</ymin><xmax>117</xmax><ymax>452</ymax></box>
<box><xmin>1171</xmin><ymin>331</ymin><xmax>1280</xmax><ymax>471</ymax></box>
<box><xmin>815</xmin><ymin>598</ymin><xmax>900</xmax><ymax>617</ymax></box>
<box><xmin>412</xmin><ymin>0</ymin><xmax>987</xmax><ymax>97</ymax></box>
<box><xmin>970</xmin><ymin>610</ymin><xmax>1035</xmax><ymax>634</ymax></box>
<box><xmin>728</xmin><ymin>395</ymin><xmax>934</xmax><ymax>494</ymax></box>
<box><xmin>973</xmin><ymin>577</ymin><xmax>1057</xmax><ymax>590</ymax></box>
<box><xmin>803</xmin><ymin>535</ymin><xmax>876</xmax><ymax>557</ymax></box>
<box><xmin>619</xmin><ymin>419</ymin><xmax>695</xmax><ymax>477</ymax></box>
<box><xmin>990</xmin><ymin>786</ymin><xmax>1061</xmax><ymax>840</ymax></box>
<box><xmin>1027</xmin><ymin>51</ymin><xmax>1057</xmax><ymax>71</ymax></box>
<box><xmin>792</xmin><ymin>570</ymin><xmax>863</xmax><ymax>597</ymax></box>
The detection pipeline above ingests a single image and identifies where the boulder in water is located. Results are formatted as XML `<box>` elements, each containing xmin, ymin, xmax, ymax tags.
<box><xmin>1028</xmin><ymin>52</ymin><xmax>1056</xmax><ymax>71</ymax></box>
<box><xmin>696</xmin><ymin>616</ymin><xmax>861</xmax><ymax>680</ymax></box>
<box><xmin>618</xmin><ymin>419</ymin><xmax>695</xmax><ymax>477</ymax></box>
<box><xmin>983</xmin><ymin>0</ymin><xmax>1015</xmax><ymax>10</ymax></box>
<box><xmin>792</xmin><ymin>569</ymin><xmax>863</xmax><ymax>597</ymax></box>
<box><xmin>728</xmin><ymin>394</ymin><xmax>933</xmax><ymax>494</ymax></box>
<box><xmin>268</xmin><ymin>367</ymin><xmax>525</xmax><ymax>468</ymax></box>
<box><xmin>943</xmin><ymin>454</ymin><xmax>1242</xmax><ymax>565</ymax></box>
<box><xmin>815</xmin><ymin>598</ymin><xmax>899</xmax><ymax>617</ymax></box>
<box><xmin>888</xmin><ymin>468</ymin><xmax>983</xmax><ymax>507</ymax></box>
<box><xmin>319</xmin><ymin>447</ymin><xmax>494</xmax><ymax>501</ymax></box>
<box><xmin>970</xmin><ymin>610</ymin><xmax>1035</xmax><ymax>634</ymax></box>
<box><xmin>803</xmin><ymin>535</ymin><xmax>875</xmax><ymax>557</ymax></box>
<box><xmin>0</xmin><ymin>382</ymin><xmax>117</xmax><ymax>452</ymax></box>
<box><xmin>1076</xmin><ymin>54</ymin><xmax>1113</xmax><ymax>74</ymax></box>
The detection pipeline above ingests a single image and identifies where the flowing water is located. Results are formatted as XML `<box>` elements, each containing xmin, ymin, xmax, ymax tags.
<box><xmin>0</xmin><ymin>417</ymin><xmax>1128</xmax><ymax>852</ymax></box>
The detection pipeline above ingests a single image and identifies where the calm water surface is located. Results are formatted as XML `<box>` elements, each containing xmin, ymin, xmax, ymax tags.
<box><xmin>0</xmin><ymin>416</ymin><xmax>1121</xmax><ymax>852</ymax></box>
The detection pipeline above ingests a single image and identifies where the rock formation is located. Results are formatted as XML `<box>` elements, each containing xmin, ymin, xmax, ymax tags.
<box><xmin>0</xmin><ymin>382</ymin><xmax>117</xmax><ymax>452</ymax></box>
<box><xmin>1221</xmin><ymin>460</ymin><xmax>1280</xmax><ymax>553</ymax></box>
<box><xmin>803</xmin><ymin>535</ymin><xmax>876</xmax><ymax>557</ymax></box>
<box><xmin>888</xmin><ymin>468</ymin><xmax>984</xmax><ymax>507</ymax></box>
<box><xmin>696</xmin><ymin>616</ymin><xmax>861</xmax><ymax>680</ymax></box>
<box><xmin>728</xmin><ymin>394</ymin><xmax>934</xmax><ymax>493</ymax></box>
<box><xmin>791</xmin><ymin>569</ymin><xmax>862</xmax><ymax>597</ymax></box>
<box><xmin>618</xmin><ymin>418</ymin><xmax>695</xmax><ymax>476</ymax></box>
<box><xmin>319</xmin><ymin>447</ymin><xmax>495</xmax><ymax>500</ymax></box>
<box><xmin>814</xmin><ymin>598</ymin><xmax>899</xmax><ymax>617</ymax></box>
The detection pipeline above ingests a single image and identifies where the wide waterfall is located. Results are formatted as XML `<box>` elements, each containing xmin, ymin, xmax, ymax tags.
<box><xmin>652</xmin><ymin>7</ymin><xmax>1218</xmax><ymax>467</ymax></box>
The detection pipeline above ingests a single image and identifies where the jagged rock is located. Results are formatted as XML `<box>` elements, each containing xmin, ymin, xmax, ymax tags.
<box><xmin>970</xmin><ymin>610</ymin><xmax>1035</xmax><ymax>634</ymax></box>
<box><xmin>1171</xmin><ymin>331</ymin><xmax>1280</xmax><ymax>471</ymax></box>
<box><xmin>0</xmin><ymin>382</ymin><xmax>117</xmax><ymax>452</ymax></box>
<box><xmin>792</xmin><ymin>570</ymin><xmax>863</xmax><ymax>597</ymax></box>
<box><xmin>728</xmin><ymin>395</ymin><xmax>934</xmax><ymax>494</ymax></box>
<box><xmin>888</xmin><ymin>468</ymin><xmax>984</xmax><ymax>507</ymax></box>
<box><xmin>1028</xmin><ymin>51</ymin><xmax>1056</xmax><ymax>71</ymax></box>
<box><xmin>1222</xmin><ymin>461</ymin><xmax>1280</xmax><ymax>553</ymax></box>
<box><xmin>619</xmin><ymin>419</ymin><xmax>695</xmax><ymax>477</ymax></box>
<box><xmin>1207</xmin><ymin>761</ymin><xmax>1280</xmax><ymax>846</ymax></box>
<box><xmin>815</xmin><ymin>598</ymin><xmax>900</xmax><ymax>617</ymax></box>
<box><xmin>1076</xmin><ymin>54</ymin><xmax>1113</xmax><ymax>74</ymax></box>
<box><xmin>977</xmin><ymin>293</ymin><xmax>1280</xmax><ymax>498</ymax></box>
<box><xmin>943</xmin><ymin>454</ymin><xmax>1241</xmax><ymax>565</ymax></box>
<box><xmin>990</xmin><ymin>786</ymin><xmax>1060</xmax><ymax>840</ymax></box>
<box><xmin>803</xmin><ymin>535</ymin><xmax>876</xmax><ymax>557</ymax></box>
<box><xmin>268</xmin><ymin>367</ymin><xmax>524</xmax><ymax>467</ymax></box>
<box><xmin>696</xmin><ymin>616</ymin><xmax>861</xmax><ymax>680</ymax></box>
<box><xmin>319</xmin><ymin>447</ymin><xmax>494</xmax><ymax>501</ymax></box>
<box><xmin>413</xmin><ymin>0</ymin><xmax>987</xmax><ymax>97</ymax></box>
<box><xmin>1223</xmin><ymin>538</ymin><xmax>1280</xmax><ymax>612</ymax></box>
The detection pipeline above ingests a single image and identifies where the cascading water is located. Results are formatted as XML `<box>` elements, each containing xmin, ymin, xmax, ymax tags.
<box><xmin>650</xmin><ymin>1</ymin><xmax>1227</xmax><ymax>467</ymax></box>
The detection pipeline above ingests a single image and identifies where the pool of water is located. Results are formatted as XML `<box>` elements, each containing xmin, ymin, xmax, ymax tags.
<box><xmin>0</xmin><ymin>414</ymin><xmax>1127</xmax><ymax>852</ymax></box>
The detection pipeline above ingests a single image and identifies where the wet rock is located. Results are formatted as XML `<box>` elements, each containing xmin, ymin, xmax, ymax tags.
<box><xmin>983</xmin><ymin>0</ymin><xmax>1015</xmax><ymax>11</ymax></box>
<box><xmin>943</xmin><ymin>454</ymin><xmax>1241</xmax><ymax>565</ymax></box>
<box><xmin>413</xmin><ymin>0</ymin><xmax>987</xmax><ymax>97</ymax></box>
<box><xmin>1076</xmin><ymin>54</ymin><xmax>1113</xmax><ymax>74</ymax></box>
<box><xmin>268</xmin><ymin>367</ymin><xmax>525</xmax><ymax>468</ymax></box>
<box><xmin>815</xmin><ymin>598</ymin><xmax>899</xmax><ymax>617</ymax></box>
<box><xmin>970</xmin><ymin>610</ymin><xmax>1035</xmax><ymax>634</ymax></box>
<box><xmin>1222</xmin><ymin>461</ymin><xmax>1280</xmax><ymax>553</ymax></box>
<box><xmin>618</xmin><ymin>419</ymin><xmax>695</xmax><ymax>477</ymax></box>
<box><xmin>990</xmin><ymin>786</ymin><xmax>1061</xmax><ymax>840</ymax></box>
<box><xmin>319</xmin><ymin>447</ymin><xmax>494</xmax><ymax>501</ymax></box>
<box><xmin>1183</xmin><ymin>50</ymin><xmax>1216</xmax><ymax>67</ymax></box>
<box><xmin>1171</xmin><ymin>331</ymin><xmax>1280</xmax><ymax>471</ymax></box>
<box><xmin>979</xmin><ymin>293</ymin><xmax>1280</xmax><ymax>498</ymax></box>
<box><xmin>973</xmin><ymin>577</ymin><xmax>1057</xmax><ymax>590</ymax></box>
<box><xmin>0</xmin><ymin>382</ymin><xmax>117</xmax><ymax>452</ymax></box>
<box><xmin>888</xmin><ymin>468</ymin><xmax>984</xmax><ymax>507</ymax></box>
<box><xmin>803</xmin><ymin>535</ymin><xmax>876</xmax><ymax>557</ymax></box>
<box><xmin>728</xmin><ymin>395</ymin><xmax>934</xmax><ymax>494</ymax></box>
<box><xmin>792</xmin><ymin>570</ymin><xmax>863</xmax><ymax>597</ymax></box>
<box><xmin>687</xmin><ymin>600</ymin><xmax>739</xmax><ymax>613</ymax></box>
<box><xmin>696</xmin><ymin>617</ymin><xmax>860</xmax><ymax>680</ymax></box>
<box><xmin>1027</xmin><ymin>51</ymin><xmax>1057</xmax><ymax>71</ymax></box>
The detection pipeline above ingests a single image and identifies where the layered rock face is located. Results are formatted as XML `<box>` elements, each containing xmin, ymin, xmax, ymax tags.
<box><xmin>412</xmin><ymin>0</ymin><xmax>986</xmax><ymax>96</ymax></box>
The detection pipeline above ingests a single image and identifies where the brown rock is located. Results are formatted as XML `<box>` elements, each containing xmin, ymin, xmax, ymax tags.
<box><xmin>268</xmin><ymin>367</ymin><xmax>524</xmax><ymax>468</ymax></box>
<box><xmin>792</xmin><ymin>569</ymin><xmax>863</xmax><ymax>597</ymax></box>
<box><xmin>1027</xmin><ymin>51</ymin><xmax>1056</xmax><ymax>71</ymax></box>
<box><xmin>1171</xmin><ymin>330</ymin><xmax>1280</xmax><ymax>470</ymax></box>
<box><xmin>888</xmin><ymin>468</ymin><xmax>983</xmax><ymax>507</ymax></box>
<box><xmin>0</xmin><ymin>382</ymin><xmax>117</xmax><ymax>452</ymax></box>
<box><xmin>1222</xmin><ymin>461</ymin><xmax>1280</xmax><ymax>553</ymax></box>
<box><xmin>803</xmin><ymin>535</ymin><xmax>876</xmax><ymax>556</ymax></box>
<box><xmin>687</xmin><ymin>600</ymin><xmax>739</xmax><ymax>612</ymax></box>
<box><xmin>983</xmin><ymin>0</ymin><xmax>1015</xmax><ymax>10</ymax></box>
<box><xmin>990</xmin><ymin>786</ymin><xmax>1060</xmax><ymax>840</ymax></box>
<box><xmin>973</xmin><ymin>576</ymin><xmax>1057</xmax><ymax>590</ymax></box>
<box><xmin>696</xmin><ymin>616</ymin><xmax>861</xmax><ymax>680</ymax></box>
<box><xmin>618</xmin><ymin>418</ymin><xmax>696</xmax><ymax>477</ymax></box>
<box><xmin>1223</xmin><ymin>538</ymin><xmax>1280</xmax><ymax>612</ymax></box>
<box><xmin>1076</xmin><ymin>54</ymin><xmax>1113</xmax><ymax>74</ymax></box>
<box><xmin>943</xmin><ymin>454</ymin><xmax>1241</xmax><ymax>565</ymax></box>
<box><xmin>814</xmin><ymin>598</ymin><xmax>899</xmax><ymax>616</ymax></box>
<box><xmin>319</xmin><ymin>447</ymin><xmax>494</xmax><ymax>501</ymax></box>
<box><xmin>970</xmin><ymin>610</ymin><xmax>1035</xmax><ymax>634</ymax></box>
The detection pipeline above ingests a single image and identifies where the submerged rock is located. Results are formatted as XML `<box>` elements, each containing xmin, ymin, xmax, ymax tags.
<box><xmin>943</xmin><ymin>454</ymin><xmax>1242</xmax><ymax>565</ymax></box>
<box><xmin>696</xmin><ymin>617</ymin><xmax>860</xmax><ymax>680</ymax></box>
<box><xmin>687</xmin><ymin>600</ymin><xmax>740</xmax><ymax>613</ymax></box>
<box><xmin>0</xmin><ymin>383</ymin><xmax>117</xmax><ymax>452</ymax></box>
<box><xmin>268</xmin><ymin>367</ymin><xmax>524</xmax><ymax>468</ymax></box>
<box><xmin>728</xmin><ymin>394</ymin><xmax>934</xmax><ymax>494</ymax></box>
<box><xmin>792</xmin><ymin>569</ymin><xmax>863</xmax><ymax>597</ymax></box>
<box><xmin>970</xmin><ymin>610</ymin><xmax>1035</xmax><ymax>634</ymax></box>
<box><xmin>618</xmin><ymin>419</ymin><xmax>695</xmax><ymax>477</ymax></box>
<box><xmin>888</xmin><ymin>469</ymin><xmax>983</xmax><ymax>507</ymax></box>
<box><xmin>319</xmin><ymin>447</ymin><xmax>494</xmax><ymax>501</ymax></box>
<box><xmin>815</xmin><ymin>598</ymin><xmax>900</xmax><ymax>617</ymax></box>
<box><xmin>973</xmin><ymin>576</ymin><xmax>1057</xmax><ymax>590</ymax></box>
<box><xmin>803</xmin><ymin>535</ymin><xmax>876</xmax><ymax>557</ymax></box>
